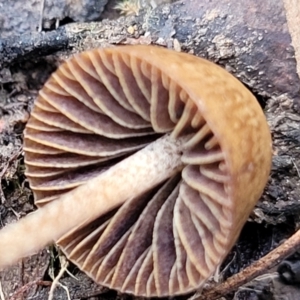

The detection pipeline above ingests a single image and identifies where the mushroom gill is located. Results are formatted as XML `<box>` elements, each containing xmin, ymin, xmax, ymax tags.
<box><xmin>0</xmin><ymin>46</ymin><xmax>272</xmax><ymax>297</ymax></box>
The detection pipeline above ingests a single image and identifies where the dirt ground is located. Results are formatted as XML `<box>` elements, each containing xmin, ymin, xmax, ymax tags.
<box><xmin>0</xmin><ymin>0</ymin><xmax>300</xmax><ymax>299</ymax></box>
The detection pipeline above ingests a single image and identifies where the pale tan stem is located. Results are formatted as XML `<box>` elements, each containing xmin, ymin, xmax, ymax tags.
<box><xmin>0</xmin><ymin>134</ymin><xmax>185</xmax><ymax>268</ymax></box>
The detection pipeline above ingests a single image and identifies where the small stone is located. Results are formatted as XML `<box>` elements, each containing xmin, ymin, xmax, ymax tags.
<box><xmin>17</xmin><ymin>94</ymin><xmax>27</xmax><ymax>102</ymax></box>
<box><xmin>173</xmin><ymin>38</ymin><xmax>181</xmax><ymax>52</ymax></box>
<box><xmin>127</xmin><ymin>25</ymin><xmax>135</xmax><ymax>35</ymax></box>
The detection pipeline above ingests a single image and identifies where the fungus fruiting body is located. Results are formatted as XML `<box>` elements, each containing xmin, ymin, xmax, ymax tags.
<box><xmin>0</xmin><ymin>46</ymin><xmax>272</xmax><ymax>297</ymax></box>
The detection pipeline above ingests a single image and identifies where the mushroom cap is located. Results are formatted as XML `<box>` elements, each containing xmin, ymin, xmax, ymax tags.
<box><xmin>24</xmin><ymin>45</ymin><xmax>272</xmax><ymax>297</ymax></box>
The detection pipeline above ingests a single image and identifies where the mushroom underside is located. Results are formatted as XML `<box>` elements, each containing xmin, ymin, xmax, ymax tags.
<box><xmin>22</xmin><ymin>46</ymin><xmax>271</xmax><ymax>297</ymax></box>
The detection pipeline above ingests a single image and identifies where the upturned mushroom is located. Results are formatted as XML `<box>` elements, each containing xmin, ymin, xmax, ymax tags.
<box><xmin>0</xmin><ymin>45</ymin><xmax>272</xmax><ymax>297</ymax></box>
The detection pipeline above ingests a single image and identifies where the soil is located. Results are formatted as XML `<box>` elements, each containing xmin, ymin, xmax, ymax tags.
<box><xmin>0</xmin><ymin>0</ymin><xmax>300</xmax><ymax>299</ymax></box>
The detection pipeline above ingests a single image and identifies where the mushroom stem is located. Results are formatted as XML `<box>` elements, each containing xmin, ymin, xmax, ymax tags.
<box><xmin>0</xmin><ymin>134</ymin><xmax>186</xmax><ymax>268</ymax></box>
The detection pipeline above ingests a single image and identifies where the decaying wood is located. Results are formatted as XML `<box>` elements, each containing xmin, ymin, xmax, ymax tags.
<box><xmin>283</xmin><ymin>0</ymin><xmax>300</xmax><ymax>77</ymax></box>
<box><xmin>1</xmin><ymin>0</ymin><xmax>299</xmax><ymax>108</ymax></box>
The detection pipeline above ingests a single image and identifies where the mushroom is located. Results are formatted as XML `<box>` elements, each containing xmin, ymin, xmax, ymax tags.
<box><xmin>0</xmin><ymin>45</ymin><xmax>272</xmax><ymax>297</ymax></box>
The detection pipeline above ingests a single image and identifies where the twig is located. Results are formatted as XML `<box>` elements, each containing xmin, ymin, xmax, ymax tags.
<box><xmin>48</xmin><ymin>256</ymin><xmax>71</xmax><ymax>300</ymax></box>
<box><xmin>195</xmin><ymin>229</ymin><xmax>300</xmax><ymax>300</ymax></box>
<box><xmin>8</xmin><ymin>280</ymin><xmax>51</xmax><ymax>300</ymax></box>
<box><xmin>38</xmin><ymin>0</ymin><xmax>45</xmax><ymax>32</ymax></box>
<box><xmin>291</xmin><ymin>157</ymin><xmax>300</xmax><ymax>177</ymax></box>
